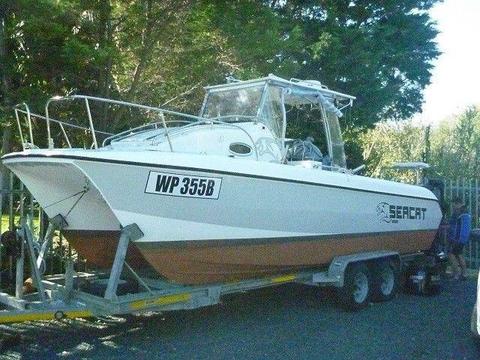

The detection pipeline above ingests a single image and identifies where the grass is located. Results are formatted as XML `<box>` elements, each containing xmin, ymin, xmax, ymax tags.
<box><xmin>0</xmin><ymin>214</ymin><xmax>41</xmax><ymax>234</ymax></box>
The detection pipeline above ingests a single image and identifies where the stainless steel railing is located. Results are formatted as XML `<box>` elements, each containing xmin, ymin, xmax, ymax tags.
<box><xmin>14</xmin><ymin>95</ymin><xmax>260</xmax><ymax>160</ymax></box>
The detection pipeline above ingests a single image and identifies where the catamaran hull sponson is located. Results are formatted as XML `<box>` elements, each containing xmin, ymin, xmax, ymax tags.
<box><xmin>1</xmin><ymin>153</ymin><xmax>149</xmax><ymax>268</ymax></box>
<box><xmin>3</xmin><ymin>151</ymin><xmax>442</xmax><ymax>284</ymax></box>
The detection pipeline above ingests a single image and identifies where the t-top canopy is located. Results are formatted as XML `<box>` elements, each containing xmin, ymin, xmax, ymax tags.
<box><xmin>204</xmin><ymin>74</ymin><xmax>355</xmax><ymax>117</ymax></box>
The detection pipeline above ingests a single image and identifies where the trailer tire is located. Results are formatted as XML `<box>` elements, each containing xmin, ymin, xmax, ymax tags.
<box><xmin>337</xmin><ymin>262</ymin><xmax>371</xmax><ymax>311</ymax></box>
<box><xmin>370</xmin><ymin>259</ymin><xmax>400</xmax><ymax>302</ymax></box>
<box><xmin>54</xmin><ymin>311</ymin><xmax>65</xmax><ymax>320</ymax></box>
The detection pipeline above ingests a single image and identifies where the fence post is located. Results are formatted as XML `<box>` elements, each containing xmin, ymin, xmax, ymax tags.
<box><xmin>8</xmin><ymin>172</ymin><xmax>14</xmax><ymax>231</ymax></box>
<box><xmin>39</xmin><ymin>209</ymin><xmax>45</xmax><ymax>242</ymax></box>
<box><xmin>19</xmin><ymin>183</ymin><xmax>24</xmax><ymax>224</ymax></box>
<box><xmin>468</xmin><ymin>179</ymin><xmax>473</xmax><ymax>268</ymax></box>
<box><xmin>0</xmin><ymin>187</ymin><xmax>2</xmax><ymax>287</ymax></box>
<box><xmin>449</xmin><ymin>179</ymin><xmax>453</xmax><ymax>214</ymax></box>
<box><xmin>476</xmin><ymin>179</ymin><xmax>479</xmax><ymax>228</ymax></box>
<box><xmin>476</xmin><ymin>179</ymin><xmax>479</xmax><ymax>269</ymax></box>
<box><xmin>29</xmin><ymin>192</ymin><xmax>34</xmax><ymax>232</ymax></box>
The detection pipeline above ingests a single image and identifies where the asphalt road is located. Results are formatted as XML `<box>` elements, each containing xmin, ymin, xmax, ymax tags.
<box><xmin>0</xmin><ymin>278</ymin><xmax>478</xmax><ymax>360</ymax></box>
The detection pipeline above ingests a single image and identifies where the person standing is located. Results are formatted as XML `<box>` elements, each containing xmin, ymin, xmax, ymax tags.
<box><xmin>448</xmin><ymin>198</ymin><xmax>472</xmax><ymax>280</ymax></box>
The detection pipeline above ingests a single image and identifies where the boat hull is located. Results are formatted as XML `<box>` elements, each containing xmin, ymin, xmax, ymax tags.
<box><xmin>64</xmin><ymin>230</ymin><xmax>150</xmax><ymax>269</ymax></box>
<box><xmin>61</xmin><ymin>229</ymin><xmax>436</xmax><ymax>284</ymax></box>
<box><xmin>2</xmin><ymin>150</ymin><xmax>443</xmax><ymax>284</ymax></box>
<box><xmin>134</xmin><ymin>230</ymin><xmax>436</xmax><ymax>284</ymax></box>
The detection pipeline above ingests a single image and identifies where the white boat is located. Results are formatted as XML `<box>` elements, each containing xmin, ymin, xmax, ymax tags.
<box><xmin>2</xmin><ymin>75</ymin><xmax>442</xmax><ymax>284</ymax></box>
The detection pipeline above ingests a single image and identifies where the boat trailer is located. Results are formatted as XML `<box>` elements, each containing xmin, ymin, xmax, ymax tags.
<box><xmin>0</xmin><ymin>218</ymin><xmax>444</xmax><ymax>324</ymax></box>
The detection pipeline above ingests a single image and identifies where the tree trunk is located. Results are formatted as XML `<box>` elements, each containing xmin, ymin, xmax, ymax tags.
<box><xmin>0</xmin><ymin>7</ymin><xmax>13</xmax><ymax>209</ymax></box>
<box><xmin>97</xmin><ymin>0</ymin><xmax>113</xmax><ymax>131</ymax></box>
<box><xmin>111</xmin><ymin>0</ymin><xmax>154</xmax><ymax>130</ymax></box>
<box><xmin>0</xmin><ymin>125</ymin><xmax>12</xmax><ymax>212</ymax></box>
<box><xmin>0</xmin><ymin>7</ymin><xmax>10</xmax><ymax>106</ymax></box>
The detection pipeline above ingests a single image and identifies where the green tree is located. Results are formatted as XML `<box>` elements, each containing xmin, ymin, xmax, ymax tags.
<box><xmin>270</xmin><ymin>0</ymin><xmax>440</xmax><ymax>128</ymax></box>
<box><xmin>359</xmin><ymin>105</ymin><xmax>480</xmax><ymax>181</ymax></box>
<box><xmin>1</xmin><ymin>0</ymin><xmax>442</xmax><ymax>167</ymax></box>
<box><xmin>430</xmin><ymin>106</ymin><xmax>480</xmax><ymax>178</ymax></box>
<box><xmin>360</xmin><ymin>121</ymin><xmax>426</xmax><ymax>181</ymax></box>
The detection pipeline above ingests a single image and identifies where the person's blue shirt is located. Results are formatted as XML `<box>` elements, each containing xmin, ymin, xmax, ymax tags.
<box><xmin>449</xmin><ymin>212</ymin><xmax>472</xmax><ymax>245</ymax></box>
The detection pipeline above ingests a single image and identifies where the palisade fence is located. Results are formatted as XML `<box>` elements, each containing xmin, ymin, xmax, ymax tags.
<box><xmin>0</xmin><ymin>169</ymin><xmax>79</xmax><ymax>288</ymax></box>
<box><xmin>442</xmin><ymin>178</ymin><xmax>480</xmax><ymax>269</ymax></box>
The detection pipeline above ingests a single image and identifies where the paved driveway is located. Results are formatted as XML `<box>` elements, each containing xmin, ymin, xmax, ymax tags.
<box><xmin>0</xmin><ymin>279</ymin><xmax>478</xmax><ymax>359</ymax></box>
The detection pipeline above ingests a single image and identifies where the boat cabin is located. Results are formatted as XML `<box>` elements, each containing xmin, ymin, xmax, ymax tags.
<box><xmin>198</xmin><ymin>75</ymin><xmax>354</xmax><ymax>168</ymax></box>
<box><xmin>14</xmin><ymin>75</ymin><xmax>356</xmax><ymax>171</ymax></box>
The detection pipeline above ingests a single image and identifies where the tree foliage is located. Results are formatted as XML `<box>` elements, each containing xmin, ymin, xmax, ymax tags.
<box><xmin>269</xmin><ymin>0</ymin><xmax>440</xmax><ymax>126</ymax></box>
<box><xmin>1</xmin><ymin>0</ymin><xmax>441</xmax><ymax>159</ymax></box>
<box><xmin>360</xmin><ymin>106</ymin><xmax>480</xmax><ymax>181</ymax></box>
<box><xmin>430</xmin><ymin>107</ymin><xmax>480</xmax><ymax>179</ymax></box>
<box><xmin>360</xmin><ymin>121</ymin><xmax>426</xmax><ymax>181</ymax></box>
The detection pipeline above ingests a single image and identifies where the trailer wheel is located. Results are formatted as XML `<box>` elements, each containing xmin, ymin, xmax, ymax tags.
<box><xmin>337</xmin><ymin>263</ymin><xmax>371</xmax><ymax>311</ymax></box>
<box><xmin>371</xmin><ymin>259</ymin><xmax>399</xmax><ymax>302</ymax></box>
<box><xmin>54</xmin><ymin>311</ymin><xmax>65</xmax><ymax>320</ymax></box>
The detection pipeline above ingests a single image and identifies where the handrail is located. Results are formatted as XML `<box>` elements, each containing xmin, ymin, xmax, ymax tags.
<box><xmin>44</xmin><ymin>95</ymin><xmax>262</xmax><ymax>160</ymax></box>
<box><xmin>104</xmin><ymin>115</ymin><xmax>256</xmax><ymax>145</ymax></box>
<box><xmin>14</xmin><ymin>109</ymin><xmax>113</xmax><ymax>135</ymax></box>
<box><xmin>104</xmin><ymin>116</ymin><xmax>260</xmax><ymax>160</ymax></box>
<box><xmin>14</xmin><ymin>104</ymin><xmax>28</xmax><ymax>149</ymax></box>
<box><xmin>84</xmin><ymin>98</ymin><xmax>98</xmax><ymax>149</ymax></box>
<box><xmin>102</xmin><ymin>119</ymin><xmax>192</xmax><ymax>146</ymax></box>
<box><xmin>18</xmin><ymin>94</ymin><xmax>266</xmax><ymax>161</ymax></box>
<box><xmin>14</xmin><ymin>103</ymin><xmax>37</xmax><ymax>150</ymax></box>
<box><xmin>59</xmin><ymin>123</ymin><xmax>72</xmax><ymax>148</ymax></box>
<box><xmin>159</xmin><ymin>112</ymin><xmax>173</xmax><ymax>152</ymax></box>
<box><xmin>208</xmin><ymin>115</ymin><xmax>257</xmax><ymax>122</ymax></box>
<box><xmin>45</xmin><ymin>95</ymin><xmax>205</xmax><ymax>150</ymax></box>
<box><xmin>14</xmin><ymin>108</ymin><xmax>113</xmax><ymax>149</ymax></box>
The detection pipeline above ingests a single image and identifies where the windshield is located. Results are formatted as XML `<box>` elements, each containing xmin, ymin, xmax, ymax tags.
<box><xmin>202</xmin><ymin>86</ymin><xmax>264</xmax><ymax>120</ymax></box>
<box><xmin>202</xmin><ymin>84</ymin><xmax>284</xmax><ymax>138</ymax></box>
<box><xmin>284</xmin><ymin>91</ymin><xmax>347</xmax><ymax>169</ymax></box>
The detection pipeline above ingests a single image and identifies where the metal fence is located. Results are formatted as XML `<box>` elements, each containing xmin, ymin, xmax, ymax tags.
<box><xmin>443</xmin><ymin>178</ymin><xmax>480</xmax><ymax>269</ymax></box>
<box><xmin>0</xmin><ymin>170</ymin><xmax>76</xmax><ymax>288</ymax></box>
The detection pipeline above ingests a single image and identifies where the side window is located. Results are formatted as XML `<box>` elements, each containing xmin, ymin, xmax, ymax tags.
<box><xmin>258</xmin><ymin>87</ymin><xmax>284</xmax><ymax>138</ymax></box>
<box><xmin>284</xmin><ymin>104</ymin><xmax>329</xmax><ymax>158</ymax></box>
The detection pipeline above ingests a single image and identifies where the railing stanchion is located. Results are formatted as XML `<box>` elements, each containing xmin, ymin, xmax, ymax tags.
<box><xmin>25</xmin><ymin>105</ymin><xmax>34</xmax><ymax>147</ymax></box>
<box><xmin>59</xmin><ymin>123</ymin><xmax>72</xmax><ymax>148</ymax></box>
<box><xmin>45</xmin><ymin>100</ymin><xmax>54</xmax><ymax>149</ymax></box>
<box><xmin>84</xmin><ymin>98</ymin><xmax>98</xmax><ymax>149</ymax></box>
<box><xmin>14</xmin><ymin>109</ymin><xmax>25</xmax><ymax>149</ymax></box>
<box><xmin>160</xmin><ymin>112</ymin><xmax>173</xmax><ymax>152</ymax></box>
<box><xmin>8</xmin><ymin>172</ymin><xmax>14</xmax><ymax>231</ymax></box>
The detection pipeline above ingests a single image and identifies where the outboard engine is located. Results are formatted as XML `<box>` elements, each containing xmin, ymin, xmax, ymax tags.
<box><xmin>424</xmin><ymin>178</ymin><xmax>445</xmax><ymax>205</ymax></box>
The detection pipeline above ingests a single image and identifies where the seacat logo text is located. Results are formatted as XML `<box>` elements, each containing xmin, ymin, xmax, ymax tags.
<box><xmin>376</xmin><ymin>202</ymin><xmax>427</xmax><ymax>224</ymax></box>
